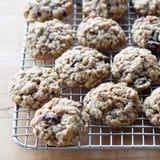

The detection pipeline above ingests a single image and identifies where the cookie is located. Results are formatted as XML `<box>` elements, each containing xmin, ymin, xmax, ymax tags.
<box><xmin>55</xmin><ymin>46</ymin><xmax>110</xmax><ymax>88</ymax></box>
<box><xmin>143</xmin><ymin>87</ymin><xmax>160</xmax><ymax>127</ymax></box>
<box><xmin>25</xmin><ymin>19</ymin><xmax>73</xmax><ymax>60</ymax></box>
<box><xmin>83</xmin><ymin>0</ymin><xmax>128</xmax><ymax>20</ymax></box>
<box><xmin>83</xmin><ymin>82</ymin><xmax>142</xmax><ymax>127</ymax></box>
<box><xmin>23</xmin><ymin>0</ymin><xmax>73</xmax><ymax>23</ymax></box>
<box><xmin>131</xmin><ymin>16</ymin><xmax>160</xmax><ymax>54</ymax></box>
<box><xmin>132</xmin><ymin>0</ymin><xmax>160</xmax><ymax>16</ymax></box>
<box><xmin>77</xmin><ymin>16</ymin><xmax>126</xmax><ymax>51</ymax></box>
<box><xmin>30</xmin><ymin>97</ymin><xmax>89</xmax><ymax>146</ymax></box>
<box><xmin>8</xmin><ymin>67</ymin><xmax>61</xmax><ymax>109</ymax></box>
<box><xmin>111</xmin><ymin>46</ymin><xmax>160</xmax><ymax>91</ymax></box>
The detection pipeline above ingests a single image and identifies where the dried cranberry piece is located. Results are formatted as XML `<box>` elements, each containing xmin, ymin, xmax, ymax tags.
<box><xmin>147</xmin><ymin>32</ymin><xmax>160</xmax><ymax>54</ymax></box>
<box><xmin>147</xmin><ymin>40</ymin><xmax>160</xmax><ymax>54</ymax></box>
<box><xmin>62</xmin><ymin>10</ymin><xmax>67</xmax><ymax>17</ymax></box>
<box><xmin>42</xmin><ymin>114</ymin><xmax>60</xmax><ymax>124</ymax></box>
<box><xmin>37</xmin><ymin>11</ymin><xmax>41</xmax><ymax>17</ymax></box>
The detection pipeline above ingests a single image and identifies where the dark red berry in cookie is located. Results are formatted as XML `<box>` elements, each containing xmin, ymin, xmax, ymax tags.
<box><xmin>42</xmin><ymin>114</ymin><xmax>60</xmax><ymax>124</ymax></box>
<box><xmin>147</xmin><ymin>40</ymin><xmax>160</xmax><ymax>54</ymax></box>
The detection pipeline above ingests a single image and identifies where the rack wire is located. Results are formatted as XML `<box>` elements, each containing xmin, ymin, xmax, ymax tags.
<box><xmin>12</xmin><ymin>0</ymin><xmax>160</xmax><ymax>149</ymax></box>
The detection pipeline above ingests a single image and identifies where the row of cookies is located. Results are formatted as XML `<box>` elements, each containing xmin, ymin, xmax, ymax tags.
<box><xmin>23</xmin><ymin>0</ymin><xmax>128</xmax><ymax>23</ymax></box>
<box><xmin>8</xmin><ymin>43</ymin><xmax>160</xmax><ymax>108</ymax></box>
<box><xmin>24</xmin><ymin>16</ymin><xmax>127</xmax><ymax>60</ymax></box>
<box><xmin>24</xmin><ymin>14</ymin><xmax>160</xmax><ymax>61</ymax></box>
<box><xmin>9</xmin><ymin>44</ymin><xmax>160</xmax><ymax>109</ymax></box>
<box><xmin>77</xmin><ymin>15</ymin><xmax>160</xmax><ymax>55</ymax></box>
<box><xmin>8</xmin><ymin>47</ymin><xmax>160</xmax><ymax>111</ymax></box>
<box><xmin>83</xmin><ymin>0</ymin><xmax>160</xmax><ymax>20</ymax></box>
<box><xmin>83</xmin><ymin>82</ymin><xmax>160</xmax><ymax>129</ymax></box>
<box><xmin>27</xmin><ymin>83</ymin><xmax>160</xmax><ymax>146</ymax></box>
<box><xmin>23</xmin><ymin>0</ymin><xmax>160</xmax><ymax>23</ymax></box>
<box><xmin>30</xmin><ymin>82</ymin><xmax>142</xmax><ymax>147</ymax></box>
<box><xmin>8</xmin><ymin>71</ymin><xmax>160</xmax><ymax>146</ymax></box>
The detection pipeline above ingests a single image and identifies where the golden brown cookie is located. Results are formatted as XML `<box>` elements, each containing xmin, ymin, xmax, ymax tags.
<box><xmin>77</xmin><ymin>16</ymin><xmax>126</xmax><ymax>51</ymax></box>
<box><xmin>25</xmin><ymin>19</ymin><xmax>73</xmax><ymax>60</ymax></box>
<box><xmin>83</xmin><ymin>82</ymin><xmax>142</xmax><ymax>127</ymax></box>
<box><xmin>9</xmin><ymin>66</ymin><xmax>61</xmax><ymax>109</ymax></box>
<box><xmin>31</xmin><ymin>97</ymin><xmax>89</xmax><ymax>146</ymax></box>
<box><xmin>55</xmin><ymin>46</ymin><xmax>110</xmax><ymax>88</ymax></box>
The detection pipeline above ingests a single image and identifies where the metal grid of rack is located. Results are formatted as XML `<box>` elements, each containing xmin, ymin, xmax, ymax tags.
<box><xmin>12</xmin><ymin>0</ymin><xmax>160</xmax><ymax>149</ymax></box>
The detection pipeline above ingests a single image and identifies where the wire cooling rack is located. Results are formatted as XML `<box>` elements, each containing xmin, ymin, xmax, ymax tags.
<box><xmin>12</xmin><ymin>0</ymin><xmax>160</xmax><ymax>149</ymax></box>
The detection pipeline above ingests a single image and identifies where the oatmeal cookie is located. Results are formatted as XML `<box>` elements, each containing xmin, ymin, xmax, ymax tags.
<box><xmin>83</xmin><ymin>0</ymin><xmax>128</xmax><ymax>20</ymax></box>
<box><xmin>25</xmin><ymin>19</ymin><xmax>73</xmax><ymax>60</ymax></box>
<box><xmin>111</xmin><ymin>46</ymin><xmax>160</xmax><ymax>91</ymax></box>
<box><xmin>132</xmin><ymin>0</ymin><xmax>160</xmax><ymax>16</ymax></box>
<box><xmin>23</xmin><ymin>0</ymin><xmax>73</xmax><ymax>23</ymax></box>
<box><xmin>77</xmin><ymin>16</ymin><xmax>126</xmax><ymax>51</ymax></box>
<box><xmin>83</xmin><ymin>82</ymin><xmax>142</xmax><ymax>127</ymax></box>
<box><xmin>143</xmin><ymin>87</ymin><xmax>160</xmax><ymax>127</ymax></box>
<box><xmin>8</xmin><ymin>67</ymin><xmax>61</xmax><ymax>109</ymax></box>
<box><xmin>131</xmin><ymin>16</ymin><xmax>160</xmax><ymax>54</ymax></box>
<box><xmin>30</xmin><ymin>97</ymin><xmax>89</xmax><ymax>146</ymax></box>
<box><xmin>55</xmin><ymin>46</ymin><xmax>110</xmax><ymax>88</ymax></box>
